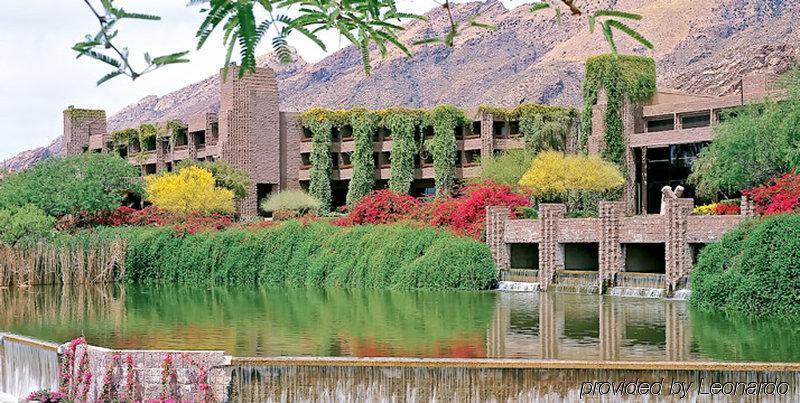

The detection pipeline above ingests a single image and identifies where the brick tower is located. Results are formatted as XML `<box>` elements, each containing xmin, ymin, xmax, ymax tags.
<box><xmin>62</xmin><ymin>106</ymin><xmax>107</xmax><ymax>155</ymax></box>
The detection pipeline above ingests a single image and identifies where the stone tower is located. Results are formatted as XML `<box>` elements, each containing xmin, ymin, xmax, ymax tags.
<box><xmin>62</xmin><ymin>107</ymin><xmax>107</xmax><ymax>155</ymax></box>
<box><xmin>217</xmin><ymin>66</ymin><xmax>281</xmax><ymax>218</ymax></box>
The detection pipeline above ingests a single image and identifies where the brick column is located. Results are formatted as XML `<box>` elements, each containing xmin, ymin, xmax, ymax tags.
<box><xmin>740</xmin><ymin>195</ymin><xmax>754</xmax><ymax>217</ymax></box>
<box><xmin>665</xmin><ymin>198</ymin><xmax>694</xmax><ymax>292</ymax></box>
<box><xmin>598</xmin><ymin>201</ymin><xmax>624</xmax><ymax>292</ymax></box>
<box><xmin>480</xmin><ymin>112</ymin><xmax>494</xmax><ymax>160</ymax></box>
<box><xmin>599</xmin><ymin>300</ymin><xmax>621</xmax><ymax>361</ymax></box>
<box><xmin>486</xmin><ymin>206</ymin><xmax>511</xmax><ymax>271</ymax></box>
<box><xmin>622</xmin><ymin>101</ymin><xmax>639</xmax><ymax>215</ymax></box>
<box><xmin>665</xmin><ymin>303</ymin><xmax>689</xmax><ymax>361</ymax></box>
<box><xmin>539</xmin><ymin>292</ymin><xmax>558</xmax><ymax>359</ymax></box>
<box><xmin>538</xmin><ymin>203</ymin><xmax>565</xmax><ymax>290</ymax></box>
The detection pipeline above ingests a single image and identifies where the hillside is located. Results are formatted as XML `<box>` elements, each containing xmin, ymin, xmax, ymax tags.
<box><xmin>6</xmin><ymin>0</ymin><xmax>800</xmax><ymax>169</ymax></box>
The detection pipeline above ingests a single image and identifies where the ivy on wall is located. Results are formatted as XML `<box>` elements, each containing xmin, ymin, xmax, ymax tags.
<box><xmin>385</xmin><ymin>109</ymin><xmax>424</xmax><ymax>194</ymax></box>
<box><xmin>346</xmin><ymin>109</ymin><xmax>378</xmax><ymax>205</ymax></box>
<box><xmin>580</xmin><ymin>54</ymin><xmax>656</xmax><ymax>167</ymax></box>
<box><xmin>478</xmin><ymin>104</ymin><xmax>577</xmax><ymax>153</ymax></box>
<box><xmin>65</xmin><ymin>107</ymin><xmax>105</xmax><ymax>119</ymax></box>
<box><xmin>299</xmin><ymin>108</ymin><xmax>335</xmax><ymax>212</ymax></box>
<box><xmin>424</xmin><ymin>105</ymin><xmax>470</xmax><ymax>195</ymax></box>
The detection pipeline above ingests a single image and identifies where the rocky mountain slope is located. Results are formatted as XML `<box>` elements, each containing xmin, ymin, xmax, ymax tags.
<box><xmin>6</xmin><ymin>0</ymin><xmax>799</xmax><ymax>169</ymax></box>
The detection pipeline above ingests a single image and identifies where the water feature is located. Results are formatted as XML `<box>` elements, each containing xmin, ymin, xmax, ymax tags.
<box><xmin>2</xmin><ymin>284</ymin><xmax>800</xmax><ymax>363</ymax></box>
<box><xmin>607</xmin><ymin>287</ymin><xmax>666</xmax><ymax>299</ymax></box>
<box><xmin>497</xmin><ymin>281</ymin><xmax>540</xmax><ymax>292</ymax></box>
<box><xmin>0</xmin><ymin>335</ymin><xmax>59</xmax><ymax>399</ymax></box>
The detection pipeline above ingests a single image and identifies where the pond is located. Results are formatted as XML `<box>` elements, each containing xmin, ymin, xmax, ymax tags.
<box><xmin>2</xmin><ymin>284</ymin><xmax>800</xmax><ymax>362</ymax></box>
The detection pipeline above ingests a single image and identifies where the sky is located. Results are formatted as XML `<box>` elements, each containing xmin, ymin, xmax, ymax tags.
<box><xmin>0</xmin><ymin>0</ymin><xmax>530</xmax><ymax>162</ymax></box>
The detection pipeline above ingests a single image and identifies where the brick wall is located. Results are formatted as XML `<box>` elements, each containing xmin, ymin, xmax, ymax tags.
<box><xmin>62</xmin><ymin>108</ymin><xmax>106</xmax><ymax>156</ymax></box>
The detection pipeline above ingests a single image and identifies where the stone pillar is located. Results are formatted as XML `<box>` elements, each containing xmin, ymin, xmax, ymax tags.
<box><xmin>622</xmin><ymin>102</ymin><xmax>639</xmax><ymax>215</ymax></box>
<box><xmin>480</xmin><ymin>112</ymin><xmax>494</xmax><ymax>160</ymax></box>
<box><xmin>62</xmin><ymin>107</ymin><xmax>106</xmax><ymax>156</ymax></box>
<box><xmin>665</xmin><ymin>198</ymin><xmax>694</xmax><ymax>292</ymax></box>
<box><xmin>538</xmin><ymin>203</ymin><xmax>565</xmax><ymax>290</ymax></box>
<box><xmin>598</xmin><ymin>201</ymin><xmax>624</xmax><ymax>292</ymax></box>
<box><xmin>486</xmin><ymin>206</ymin><xmax>511</xmax><ymax>271</ymax></box>
<box><xmin>740</xmin><ymin>195</ymin><xmax>754</xmax><ymax>217</ymax></box>
<box><xmin>218</xmin><ymin>66</ymin><xmax>281</xmax><ymax>218</ymax></box>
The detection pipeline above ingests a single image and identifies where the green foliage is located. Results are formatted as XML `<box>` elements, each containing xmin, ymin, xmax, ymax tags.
<box><xmin>111</xmin><ymin>128</ymin><xmax>140</xmax><ymax>147</ymax></box>
<box><xmin>114</xmin><ymin>221</ymin><xmax>497</xmax><ymax>290</ymax></box>
<box><xmin>531</xmin><ymin>6</ymin><xmax>652</xmax><ymax>54</ymax></box>
<box><xmin>64</xmin><ymin>107</ymin><xmax>105</xmax><ymax>120</ymax></box>
<box><xmin>689</xmin><ymin>69</ymin><xmax>800</xmax><ymax>197</ymax></box>
<box><xmin>479</xmin><ymin>104</ymin><xmax>577</xmax><ymax>153</ymax></box>
<box><xmin>424</xmin><ymin>105</ymin><xmax>470</xmax><ymax>195</ymax></box>
<box><xmin>580</xmin><ymin>54</ymin><xmax>656</xmax><ymax>168</ymax></box>
<box><xmin>75</xmin><ymin>0</ymin><xmax>188</xmax><ymax>85</ymax></box>
<box><xmin>385</xmin><ymin>109</ymin><xmax>424</xmax><ymax>193</ymax></box>
<box><xmin>470</xmin><ymin>149</ymin><xmax>534</xmax><ymax>189</ymax></box>
<box><xmin>300</xmin><ymin>110</ymin><xmax>335</xmax><ymax>213</ymax></box>
<box><xmin>690</xmin><ymin>309</ymin><xmax>800</xmax><ymax>362</ymax></box>
<box><xmin>0</xmin><ymin>154</ymin><xmax>141</xmax><ymax>217</ymax></box>
<box><xmin>260</xmin><ymin>190</ymin><xmax>322</xmax><ymax>214</ymax></box>
<box><xmin>690</xmin><ymin>215</ymin><xmax>800</xmax><ymax>316</ymax></box>
<box><xmin>165</xmin><ymin>120</ymin><xmax>187</xmax><ymax>138</ymax></box>
<box><xmin>176</xmin><ymin>159</ymin><xmax>251</xmax><ymax>200</ymax></box>
<box><xmin>0</xmin><ymin>205</ymin><xmax>55</xmax><ymax>246</ymax></box>
<box><xmin>346</xmin><ymin>110</ymin><xmax>378</xmax><ymax>205</ymax></box>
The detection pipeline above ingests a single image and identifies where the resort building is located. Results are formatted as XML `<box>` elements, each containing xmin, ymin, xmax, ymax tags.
<box><xmin>62</xmin><ymin>64</ymin><xmax>782</xmax><ymax>294</ymax></box>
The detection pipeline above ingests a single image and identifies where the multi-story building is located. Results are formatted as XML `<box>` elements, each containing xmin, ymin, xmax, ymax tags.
<box><xmin>63</xmin><ymin>66</ymin><xmax>781</xmax><ymax>218</ymax></box>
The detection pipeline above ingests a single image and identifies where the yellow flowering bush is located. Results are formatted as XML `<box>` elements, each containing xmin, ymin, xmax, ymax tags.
<box><xmin>518</xmin><ymin>151</ymin><xmax>625</xmax><ymax>200</ymax></box>
<box><xmin>693</xmin><ymin>203</ymin><xmax>718</xmax><ymax>215</ymax></box>
<box><xmin>145</xmin><ymin>166</ymin><xmax>235</xmax><ymax>214</ymax></box>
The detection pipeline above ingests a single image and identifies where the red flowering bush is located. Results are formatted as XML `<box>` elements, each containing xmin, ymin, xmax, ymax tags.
<box><xmin>426</xmin><ymin>181</ymin><xmax>530</xmax><ymax>238</ymax></box>
<box><xmin>743</xmin><ymin>170</ymin><xmax>800</xmax><ymax>215</ymax></box>
<box><xmin>713</xmin><ymin>202</ymin><xmax>741</xmax><ymax>216</ymax></box>
<box><xmin>335</xmin><ymin>189</ymin><xmax>421</xmax><ymax>226</ymax></box>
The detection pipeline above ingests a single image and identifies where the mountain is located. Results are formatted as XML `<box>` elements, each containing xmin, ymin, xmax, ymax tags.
<box><xmin>5</xmin><ymin>0</ymin><xmax>800</xmax><ymax>169</ymax></box>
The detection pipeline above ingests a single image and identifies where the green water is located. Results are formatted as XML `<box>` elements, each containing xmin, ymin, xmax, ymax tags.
<box><xmin>2</xmin><ymin>285</ymin><xmax>799</xmax><ymax>362</ymax></box>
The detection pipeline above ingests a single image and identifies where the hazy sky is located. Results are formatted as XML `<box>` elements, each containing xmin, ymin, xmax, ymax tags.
<box><xmin>0</xmin><ymin>1</ymin><xmax>529</xmax><ymax>161</ymax></box>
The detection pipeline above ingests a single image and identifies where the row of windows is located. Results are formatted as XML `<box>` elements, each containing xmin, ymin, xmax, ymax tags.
<box><xmin>300</xmin><ymin>150</ymin><xmax>481</xmax><ymax>169</ymax></box>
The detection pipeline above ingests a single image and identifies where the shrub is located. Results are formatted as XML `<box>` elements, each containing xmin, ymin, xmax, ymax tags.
<box><xmin>689</xmin><ymin>68</ymin><xmax>800</xmax><ymax>198</ymax></box>
<box><xmin>517</xmin><ymin>151</ymin><xmax>624</xmax><ymax>216</ymax></box>
<box><xmin>145</xmin><ymin>166</ymin><xmax>235</xmax><ymax>214</ymax></box>
<box><xmin>425</xmin><ymin>181</ymin><xmax>530</xmax><ymax>239</ymax></box>
<box><xmin>115</xmin><ymin>221</ymin><xmax>497</xmax><ymax>290</ymax></box>
<box><xmin>693</xmin><ymin>201</ymin><xmax>741</xmax><ymax>216</ymax></box>
<box><xmin>470</xmin><ymin>149</ymin><xmax>534</xmax><ymax>190</ymax></box>
<box><xmin>260</xmin><ymin>190</ymin><xmax>322</xmax><ymax>218</ymax></box>
<box><xmin>0</xmin><ymin>204</ymin><xmax>55</xmax><ymax>245</ymax></box>
<box><xmin>690</xmin><ymin>215</ymin><xmax>800</xmax><ymax>316</ymax></box>
<box><xmin>742</xmin><ymin>170</ymin><xmax>800</xmax><ymax>215</ymax></box>
<box><xmin>0</xmin><ymin>153</ymin><xmax>141</xmax><ymax>216</ymax></box>
<box><xmin>176</xmin><ymin>159</ymin><xmax>251</xmax><ymax>199</ymax></box>
<box><xmin>336</xmin><ymin>190</ymin><xmax>421</xmax><ymax>226</ymax></box>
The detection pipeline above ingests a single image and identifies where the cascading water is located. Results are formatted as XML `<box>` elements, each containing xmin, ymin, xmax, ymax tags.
<box><xmin>497</xmin><ymin>281</ymin><xmax>541</xmax><ymax>292</ymax></box>
<box><xmin>607</xmin><ymin>287</ymin><xmax>666</xmax><ymax>299</ymax></box>
<box><xmin>671</xmin><ymin>289</ymin><xmax>692</xmax><ymax>300</ymax></box>
<box><xmin>0</xmin><ymin>335</ymin><xmax>60</xmax><ymax>399</ymax></box>
<box><xmin>553</xmin><ymin>271</ymin><xmax>600</xmax><ymax>294</ymax></box>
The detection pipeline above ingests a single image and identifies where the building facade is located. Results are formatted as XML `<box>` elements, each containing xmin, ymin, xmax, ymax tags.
<box><xmin>64</xmin><ymin>67</ymin><xmax>781</xmax><ymax>218</ymax></box>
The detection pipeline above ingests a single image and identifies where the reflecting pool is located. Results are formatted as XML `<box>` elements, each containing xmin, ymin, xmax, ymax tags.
<box><xmin>2</xmin><ymin>284</ymin><xmax>800</xmax><ymax>362</ymax></box>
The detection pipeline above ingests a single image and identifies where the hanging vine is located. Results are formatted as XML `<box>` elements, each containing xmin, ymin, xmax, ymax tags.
<box><xmin>580</xmin><ymin>54</ymin><xmax>656</xmax><ymax>168</ymax></box>
<box><xmin>424</xmin><ymin>105</ymin><xmax>470</xmax><ymax>195</ymax></box>
<box><xmin>481</xmin><ymin>104</ymin><xmax>577</xmax><ymax>154</ymax></box>
<box><xmin>385</xmin><ymin>108</ymin><xmax>424</xmax><ymax>194</ymax></box>
<box><xmin>300</xmin><ymin>108</ymin><xmax>336</xmax><ymax>212</ymax></box>
<box><xmin>346</xmin><ymin>109</ymin><xmax>377</xmax><ymax>205</ymax></box>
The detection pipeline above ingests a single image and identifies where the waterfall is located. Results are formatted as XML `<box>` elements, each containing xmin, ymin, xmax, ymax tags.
<box><xmin>497</xmin><ymin>281</ymin><xmax>540</xmax><ymax>292</ymax></box>
<box><xmin>0</xmin><ymin>335</ymin><xmax>60</xmax><ymax>399</ymax></box>
<box><xmin>607</xmin><ymin>287</ymin><xmax>666</xmax><ymax>299</ymax></box>
<box><xmin>227</xmin><ymin>364</ymin><xmax>800</xmax><ymax>402</ymax></box>
<box><xmin>671</xmin><ymin>289</ymin><xmax>692</xmax><ymax>300</ymax></box>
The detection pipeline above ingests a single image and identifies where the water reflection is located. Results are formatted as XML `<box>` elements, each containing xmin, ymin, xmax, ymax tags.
<box><xmin>1</xmin><ymin>285</ymin><xmax>799</xmax><ymax>362</ymax></box>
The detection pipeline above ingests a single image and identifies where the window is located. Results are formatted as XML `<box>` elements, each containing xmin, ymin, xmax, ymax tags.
<box><xmin>681</xmin><ymin>113</ymin><xmax>710</xmax><ymax>129</ymax></box>
<box><xmin>646</xmin><ymin>117</ymin><xmax>675</xmax><ymax>132</ymax></box>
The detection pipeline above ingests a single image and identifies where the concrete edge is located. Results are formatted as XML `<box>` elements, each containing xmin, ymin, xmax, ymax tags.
<box><xmin>1</xmin><ymin>334</ymin><xmax>60</xmax><ymax>353</ymax></box>
<box><xmin>228</xmin><ymin>357</ymin><xmax>800</xmax><ymax>372</ymax></box>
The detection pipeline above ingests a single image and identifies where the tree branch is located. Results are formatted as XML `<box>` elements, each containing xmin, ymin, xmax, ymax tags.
<box><xmin>559</xmin><ymin>0</ymin><xmax>582</xmax><ymax>16</ymax></box>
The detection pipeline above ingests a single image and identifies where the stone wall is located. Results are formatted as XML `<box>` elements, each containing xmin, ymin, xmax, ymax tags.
<box><xmin>62</xmin><ymin>108</ymin><xmax>106</xmax><ymax>155</ymax></box>
<box><xmin>59</xmin><ymin>342</ymin><xmax>230</xmax><ymax>401</ymax></box>
<box><xmin>489</xmin><ymin>198</ymin><xmax>747</xmax><ymax>293</ymax></box>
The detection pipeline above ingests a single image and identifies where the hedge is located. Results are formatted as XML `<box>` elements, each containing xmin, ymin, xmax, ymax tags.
<box><xmin>80</xmin><ymin>221</ymin><xmax>497</xmax><ymax>290</ymax></box>
<box><xmin>690</xmin><ymin>214</ymin><xmax>800</xmax><ymax>316</ymax></box>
